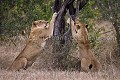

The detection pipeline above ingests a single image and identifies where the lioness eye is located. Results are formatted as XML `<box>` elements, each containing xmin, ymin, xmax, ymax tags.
<box><xmin>86</xmin><ymin>25</ymin><xmax>88</xmax><ymax>28</ymax></box>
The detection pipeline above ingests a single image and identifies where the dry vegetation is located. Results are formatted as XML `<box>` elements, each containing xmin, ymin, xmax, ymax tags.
<box><xmin>0</xmin><ymin>21</ymin><xmax>120</xmax><ymax>80</ymax></box>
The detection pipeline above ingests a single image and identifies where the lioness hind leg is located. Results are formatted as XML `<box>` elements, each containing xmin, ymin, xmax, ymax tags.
<box><xmin>91</xmin><ymin>60</ymin><xmax>101</xmax><ymax>72</ymax></box>
<box><xmin>8</xmin><ymin>57</ymin><xmax>27</xmax><ymax>71</ymax></box>
<box><xmin>81</xmin><ymin>58</ymin><xmax>92</xmax><ymax>72</ymax></box>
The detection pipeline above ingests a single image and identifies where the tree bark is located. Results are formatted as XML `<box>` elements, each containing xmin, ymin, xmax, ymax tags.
<box><xmin>52</xmin><ymin>0</ymin><xmax>75</xmax><ymax>70</ymax></box>
<box><xmin>113</xmin><ymin>21</ymin><xmax>120</xmax><ymax>55</ymax></box>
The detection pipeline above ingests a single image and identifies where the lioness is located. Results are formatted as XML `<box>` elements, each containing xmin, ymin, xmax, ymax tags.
<box><xmin>8</xmin><ymin>13</ymin><xmax>57</xmax><ymax>71</ymax></box>
<box><xmin>67</xmin><ymin>18</ymin><xmax>101</xmax><ymax>72</ymax></box>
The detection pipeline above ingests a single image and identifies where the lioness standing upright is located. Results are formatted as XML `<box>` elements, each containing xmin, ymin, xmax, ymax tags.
<box><xmin>8</xmin><ymin>13</ymin><xmax>57</xmax><ymax>71</ymax></box>
<box><xmin>67</xmin><ymin>18</ymin><xmax>101</xmax><ymax>72</ymax></box>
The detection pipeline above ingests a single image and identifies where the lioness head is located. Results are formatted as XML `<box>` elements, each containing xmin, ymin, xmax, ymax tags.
<box><xmin>32</xmin><ymin>20</ymin><xmax>49</xmax><ymax>29</ymax></box>
<box><xmin>29</xmin><ymin>20</ymin><xmax>49</xmax><ymax>41</ymax></box>
<box><xmin>74</xmin><ymin>19</ymin><xmax>89</xmax><ymax>44</ymax></box>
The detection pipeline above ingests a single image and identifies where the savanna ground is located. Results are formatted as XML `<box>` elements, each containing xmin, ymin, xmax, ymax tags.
<box><xmin>0</xmin><ymin>21</ymin><xmax>120</xmax><ymax>80</ymax></box>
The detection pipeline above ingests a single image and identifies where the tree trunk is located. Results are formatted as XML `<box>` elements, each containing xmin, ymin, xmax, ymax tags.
<box><xmin>52</xmin><ymin>0</ymin><xmax>80</xmax><ymax>70</ymax></box>
<box><xmin>113</xmin><ymin>21</ymin><xmax>120</xmax><ymax>56</ymax></box>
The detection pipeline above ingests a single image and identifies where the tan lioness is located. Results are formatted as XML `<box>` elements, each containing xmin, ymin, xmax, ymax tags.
<box><xmin>67</xmin><ymin>18</ymin><xmax>101</xmax><ymax>72</ymax></box>
<box><xmin>8</xmin><ymin>13</ymin><xmax>57</xmax><ymax>71</ymax></box>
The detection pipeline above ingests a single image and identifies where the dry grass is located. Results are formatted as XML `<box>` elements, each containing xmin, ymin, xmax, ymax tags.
<box><xmin>0</xmin><ymin>37</ymin><xmax>120</xmax><ymax>80</ymax></box>
<box><xmin>0</xmin><ymin>70</ymin><xmax>120</xmax><ymax>80</ymax></box>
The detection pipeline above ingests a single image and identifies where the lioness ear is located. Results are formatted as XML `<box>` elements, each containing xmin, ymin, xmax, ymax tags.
<box><xmin>32</xmin><ymin>22</ymin><xmax>36</xmax><ymax>27</ymax></box>
<box><xmin>75</xmin><ymin>19</ymin><xmax>79</xmax><ymax>24</ymax></box>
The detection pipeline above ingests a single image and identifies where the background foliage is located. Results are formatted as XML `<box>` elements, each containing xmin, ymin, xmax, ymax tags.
<box><xmin>0</xmin><ymin>0</ymin><xmax>120</xmax><ymax>50</ymax></box>
<box><xmin>0</xmin><ymin>0</ymin><xmax>53</xmax><ymax>37</ymax></box>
